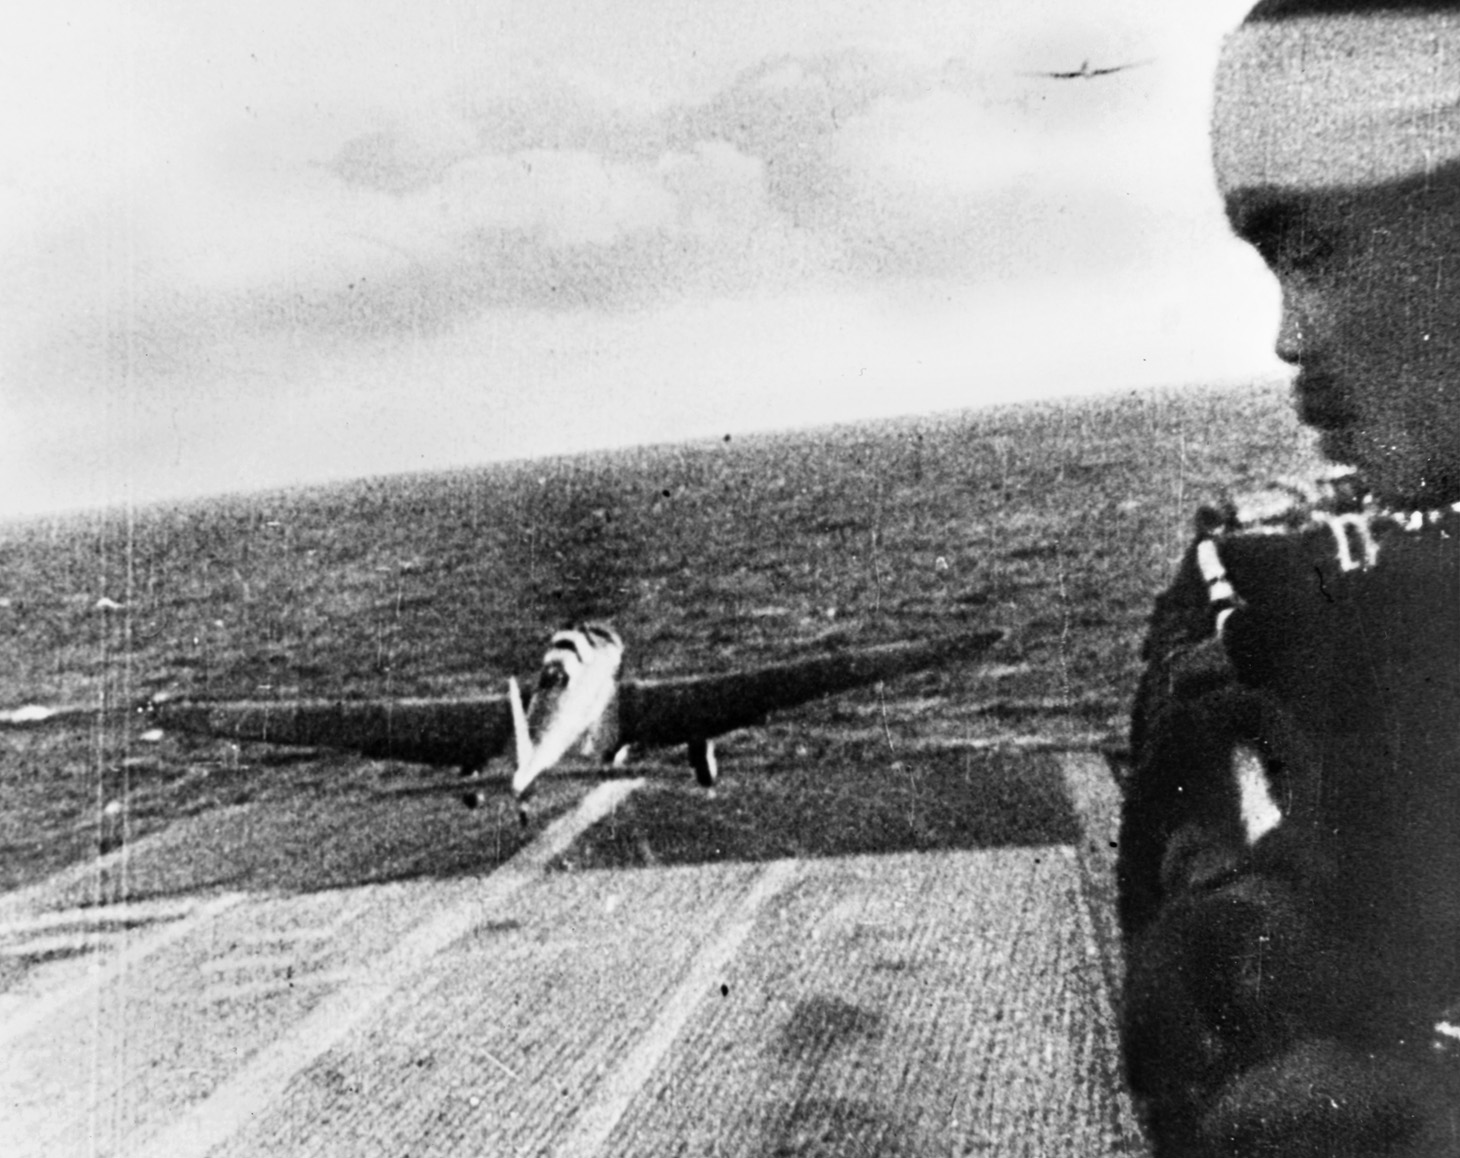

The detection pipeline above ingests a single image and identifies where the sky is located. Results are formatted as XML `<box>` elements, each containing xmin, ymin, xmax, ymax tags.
<box><xmin>0</xmin><ymin>0</ymin><xmax>1277</xmax><ymax>518</ymax></box>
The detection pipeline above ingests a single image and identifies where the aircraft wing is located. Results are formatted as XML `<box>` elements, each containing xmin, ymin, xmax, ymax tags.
<box><xmin>149</xmin><ymin>628</ymin><xmax>1002</xmax><ymax>774</ymax></box>
<box><xmin>616</xmin><ymin>629</ymin><xmax>1003</xmax><ymax>747</ymax></box>
<box><xmin>150</xmin><ymin>695</ymin><xmax>516</xmax><ymax>772</ymax></box>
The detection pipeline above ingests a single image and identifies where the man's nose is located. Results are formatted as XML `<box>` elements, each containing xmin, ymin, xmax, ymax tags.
<box><xmin>1274</xmin><ymin>287</ymin><xmax>1316</xmax><ymax>365</ymax></box>
<box><xmin>1275</xmin><ymin>296</ymin><xmax>1305</xmax><ymax>364</ymax></box>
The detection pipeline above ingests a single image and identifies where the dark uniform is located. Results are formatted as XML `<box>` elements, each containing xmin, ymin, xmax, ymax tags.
<box><xmin>1121</xmin><ymin>474</ymin><xmax>1460</xmax><ymax>1156</ymax></box>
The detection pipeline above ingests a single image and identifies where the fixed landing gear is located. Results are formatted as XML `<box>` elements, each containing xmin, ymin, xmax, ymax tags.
<box><xmin>688</xmin><ymin>738</ymin><xmax>718</xmax><ymax>788</ymax></box>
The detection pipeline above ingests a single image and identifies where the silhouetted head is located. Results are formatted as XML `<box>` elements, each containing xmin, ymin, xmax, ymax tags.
<box><xmin>1216</xmin><ymin>0</ymin><xmax>1460</xmax><ymax>506</ymax></box>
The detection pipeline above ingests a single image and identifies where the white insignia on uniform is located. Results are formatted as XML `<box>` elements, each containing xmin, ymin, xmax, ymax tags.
<box><xmin>1317</xmin><ymin>512</ymin><xmax>1381</xmax><ymax>572</ymax></box>
<box><xmin>1195</xmin><ymin>537</ymin><xmax>1243</xmax><ymax>637</ymax></box>
<box><xmin>1232</xmin><ymin>744</ymin><xmax>1283</xmax><ymax>845</ymax></box>
<box><xmin>1196</xmin><ymin>539</ymin><xmax>1236</xmax><ymax>602</ymax></box>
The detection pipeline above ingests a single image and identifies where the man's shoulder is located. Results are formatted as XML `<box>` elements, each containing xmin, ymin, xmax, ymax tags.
<box><xmin>1205</xmin><ymin>469</ymin><xmax>1460</xmax><ymax>586</ymax></box>
<box><xmin>1142</xmin><ymin>471</ymin><xmax>1383</xmax><ymax>664</ymax></box>
<box><xmin>1141</xmin><ymin>467</ymin><xmax>1460</xmax><ymax>663</ymax></box>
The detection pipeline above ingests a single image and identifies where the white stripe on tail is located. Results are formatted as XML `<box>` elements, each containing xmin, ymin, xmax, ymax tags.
<box><xmin>509</xmin><ymin>676</ymin><xmax>533</xmax><ymax>785</ymax></box>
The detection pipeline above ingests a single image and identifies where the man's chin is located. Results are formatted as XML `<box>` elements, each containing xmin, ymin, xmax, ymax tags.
<box><xmin>1316</xmin><ymin>426</ymin><xmax>1360</xmax><ymax>469</ymax></box>
<box><xmin>1317</xmin><ymin>430</ymin><xmax>1460</xmax><ymax>508</ymax></box>
<box><xmin>1313</xmin><ymin>426</ymin><xmax>1396</xmax><ymax>501</ymax></box>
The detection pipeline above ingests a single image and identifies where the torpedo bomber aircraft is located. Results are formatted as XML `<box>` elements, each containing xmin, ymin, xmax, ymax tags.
<box><xmin>143</xmin><ymin>624</ymin><xmax>1003</xmax><ymax>820</ymax></box>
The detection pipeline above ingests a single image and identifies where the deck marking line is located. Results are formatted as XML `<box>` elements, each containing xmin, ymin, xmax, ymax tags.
<box><xmin>0</xmin><ymin>895</ymin><xmax>203</xmax><ymax>939</ymax></box>
<box><xmin>1056</xmin><ymin>750</ymin><xmax>1149</xmax><ymax>1149</ymax></box>
<box><xmin>198</xmin><ymin>968</ymin><xmax>360</xmax><ymax>1004</ymax></box>
<box><xmin>553</xmin><ymin>856</ymin><xmax>800</xmax><ymax>1158</ymax></box>
<box><xmin>1056</xmin><ymin>751</ymin><xmax>1127</xmax><ymax>1007</ymax></box>
<box><xmin>0</xmin><ymin>891</ymin><xmax>247</xmax><ymax>1051</ymax></box>
<box><xmin>0</xmin><ymin>809</ymin><xmax>248</xmax><ymax>929</ymax></box>
<box><xmin>136</xmin><ymin>778</ymin><xmax>642</xmax><ymax>1158</ymax></box>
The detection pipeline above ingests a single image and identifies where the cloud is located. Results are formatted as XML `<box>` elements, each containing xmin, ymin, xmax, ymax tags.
<box><xmin>836</xmin><ymin>89</ymin><xmax>1040</xmax><ymax>196</ymax></box>
<box><xmin>6</xmin><ymin>37</ymin><xmax>1220</xmax><ymax>404</ymax></box>
<box><xmin>9</xmin><ymin>127</ymin><xmax>807</xmax><ymax>405</ymax></box>
<box><xmin>245</xmin><ymin>138</ymin><xmax>792</xmax><ymax>335</ymax></box>
<box><xmin>663</xmin><ymin>51</ymin><xmax>920</xmax><ymax>221</ymax></box>
<box><xmin>0</xmin><ymin>4</ymin><xmax>1277</xmax><ymax>517</ymax></box>
<box><xmin>432</xmin><ymin>149</ymin><xmax>676</xmax><ymax>247</ymax></box>
<box><xmin>301</xmin><ymin>45</ymin><xmax>1191</xmax><ymax>318</ymax></box>
<box><xmin>331</xmin><ymin>129</ymin><xmax>468</xmax><ymax>196</ymax></box>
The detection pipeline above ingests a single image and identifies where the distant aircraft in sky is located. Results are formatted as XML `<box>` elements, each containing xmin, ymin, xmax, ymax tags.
<box><xmin>1026</xmin><ymin>58</ymin><xmax>1153</xmax><ymax>80</ymax></box>
<box><xmin>144</xmin><ymin>624</ymin><xmax>1004</xmax><ymax>821</ymax></box>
